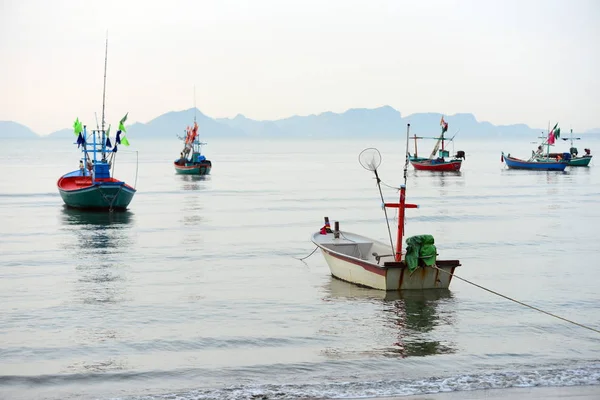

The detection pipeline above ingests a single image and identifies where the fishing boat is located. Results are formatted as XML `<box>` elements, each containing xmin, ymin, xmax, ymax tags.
<box><xmin>57</xmin><ymin>37</ymin><xmax>137</xmax><ymax>211</ymax></box>
<box><xmin>537</xmin><ymin>128</ymin><xmax>592</xmax><ymax>167</ymax></box>
<box><xmin>501</xmin><ymin>152</ymin><xmax>568</xmax><ymax>171</ymax></box>
<box><xmin>408</xmin><ymin>116</ymin><xmax>465</xmax><ymax>171</ymax></box>
<box><xmin>502</xmin><ymin>122</ymin><xmax>569</xmax><ymax>171</ymax></box>
<box><xmin>311</xmin><ymin>123</ymin><xmax>460</xmax><ymax>291</ymax></box>
<box><xmin>174</xmin><ymin>120</ymin><xmax>212</xmax><ymax>175</ymax></box>
<box><xmin>174</xmin><ymin>89</ymin><xmax>212</xmax><ymax>176</ymax></box>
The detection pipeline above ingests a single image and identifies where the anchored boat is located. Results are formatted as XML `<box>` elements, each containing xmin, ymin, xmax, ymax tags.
<box><xmin>502</xmin><ymin>123</ymin><xmax>568</xmax><ymax>171</ymax></box>
<box><xmin>408</xmin><ymin>116</ymin><xmax>465</xmax><ymax>172</ymax></box>
<box><xmin>174</xmin><ymin>120</ymin><xmax>212</xmax><ymax>175</ymax></box>
<box><xmin>312</xmin><ymin>123</ymin><xmax>460</xmax><ymax>291</ymax></box>
<box><xmin>174</xmin><ymin>90</ymin><xmax>212</xmax><ymax>176</ymax></box>
<box><xmin>538</xmin><ymin>128</ymin><xmax>592</xmax><ymax>167</ymax></box>
<box><xmin>57</xmin><ymin>37</ymin><xmax>137</xmax><ymax>211</ymax></box>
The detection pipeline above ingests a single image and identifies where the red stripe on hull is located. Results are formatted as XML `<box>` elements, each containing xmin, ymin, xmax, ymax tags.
<box><xmin>57</xmin><ymin>176</ymin><xmax>134</xmax><ymax>191</ymax></box>
<box><xmin>320</xmin><ymin>246</ymin><xmax>389</xmax><ymax>276</ymax></box>
<box><xmin>410</xmin><ymin>160</ymin><xmax>462</xmax><ymax>171</ymax></box>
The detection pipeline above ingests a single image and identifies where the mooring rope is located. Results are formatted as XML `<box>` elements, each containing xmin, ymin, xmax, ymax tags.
<box><xmin>294</xmin><ymin>246</ymin><xmax>319</xmax><ymax>261</ymax></box>
<box><xmin>431</xmin><ymin>265</ymin><xmax>600</xmax><ymax>335</ymax></box>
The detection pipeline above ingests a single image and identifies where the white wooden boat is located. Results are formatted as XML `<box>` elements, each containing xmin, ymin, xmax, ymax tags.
<box><xmin>312</xmin><ymin>228</ymin><xmax>459</xmax><ymax>291</ymax></box>
<box><xmin>312</xmin><ymin>123</ymin><xmax>460</xmax><ymax>291</ymax></box>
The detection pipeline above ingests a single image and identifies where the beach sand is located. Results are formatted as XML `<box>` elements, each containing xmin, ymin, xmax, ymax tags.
<box><xmin>343</xmin><ymin>384</ymin><xmax>600</xmax><ymax>399</ymax></box>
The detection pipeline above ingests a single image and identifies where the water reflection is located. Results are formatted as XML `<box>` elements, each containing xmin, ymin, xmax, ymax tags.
<box><xmin>60</xmin><ymin>207</ymin><xmax>134</xmax><ymax>304</ymax></box>
<box><xmin>59</xmin><ymin>207</ymin><xmax>134</xmax><ymax>372</ymax></box>
<box><xmin>176</xmin><ymin>180</ymin><xmax>208</xmax><ymax>249</ymax></box>
<box><xmin>323</xmin><ymin>278</ymin><xmax>456</xmax><ymax>358</ymax></box>
<box><xmin>411</xmin><ymin>170</ymin><xmax>462</xmax><ymax>180</ymax></box>
<box><xmin>178</xmin><ymin>174</ymin><xmax>210</xmax><ymax>191</ymax></box>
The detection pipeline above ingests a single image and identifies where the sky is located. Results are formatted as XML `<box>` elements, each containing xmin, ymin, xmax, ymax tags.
<box><xmin>1</xmin><ymin>0</ymin><xmax>598</xmax><ymax>134</ymax></box>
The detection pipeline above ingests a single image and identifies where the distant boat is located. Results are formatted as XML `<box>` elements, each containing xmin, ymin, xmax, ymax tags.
<box><xmin>536</xmin><ymin>128</ymin><xmax>592</xmax><ymax>167</ymax></box>
<box><xmin>502</xmin><ymin>122</ymin><xmax>570</xmax><ymax>171</ymax></box>
<box><xmin>174</xmin><ymin>121</ymin><xmax>212</xmax><ymax>175</ymax></box>
<box><xmin>501</xmin><ymin>152</ymin><xmax>567</xmax><ymax>171</ymax></box>
<box><xmin>408</xmin><ymin>116</ymin><xmax>465</xmax><ymax>172</ymax></box>
<box><xmin>174</xmin><ymin>90</ymin><xmax>212</xmax><ymax>176</ymax></box>
<box><xmin>312</xmin><ymin>123</ymin><xmax>461</xmax><ymax>291</ymax></box>
<box><xmin>57</xmin><ymin>36</ymin><xmax>137</xmax><ymax>211</ymax></box>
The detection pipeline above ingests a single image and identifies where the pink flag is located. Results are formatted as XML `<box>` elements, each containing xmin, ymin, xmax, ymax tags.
<box><xmin>547</xmin><ymin>132</ymin><xmax>555</xmax><ymax>145</ymax></box>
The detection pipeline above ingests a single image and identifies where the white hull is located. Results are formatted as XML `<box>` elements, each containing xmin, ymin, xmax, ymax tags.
<box><xmin>312</xmin><ymin>230</ymin><xmax>459</xmax><ymax>291</ymax></box>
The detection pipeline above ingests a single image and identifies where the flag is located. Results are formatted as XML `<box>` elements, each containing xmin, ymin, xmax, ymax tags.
<box><xmin>73</xmin><ymin>117</ymin><xmax>82</xmax><ymax>136</ymax></box>
<box><xmin>440</xmin><ymin>116</ymin><xmax>448</xmax><ymax>133</ymax></box>
<box><xmin>113</xmin><ymin>144</ymin><xmax>118</xmax><ymax>153</ymax></box>
<box><xmin>76</xmin><ymin>132</ymin><xmax>84</xmax><ymax>147</ymax></box>
<box><xmin>115</xmin><ymin>130</ymin><xmax>122</xmax><ymax>144</ymax></box>
<box><xmin>118</xmin><ymin>112</ymin><xmax>128</xmax><ymax>132</ymax></box>
<box><xmin>549</xmin><ymin>123</ymin><xmax>561</xmax><ymax>139</ymax></box>
<box><xmin>547</xmin><ymin>132</ymin><xmax>555</xmax><ymax>145</ymax></box>
<box><xmin>105</xmin><ymin>124</ymin><xmax>112</xmax><ymax>147</ymax></box>
<box><xmin>121</xmin><ymin>135</ymin><xmax>130</xmax><ymax>146</ymax></box>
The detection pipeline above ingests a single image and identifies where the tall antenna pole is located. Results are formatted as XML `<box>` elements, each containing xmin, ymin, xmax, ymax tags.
<box><xmin>194</xmin><ymin>84</ymin><xmax>196</xmax><ymax>123</ymax></box>
<box><xmin>101</xmin><ymin>32</ymin><xmax>108</xmax><ymax>132</ymax></box>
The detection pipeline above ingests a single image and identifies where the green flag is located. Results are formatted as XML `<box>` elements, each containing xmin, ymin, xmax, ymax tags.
<box><xmin>118</xmin><ymin>112</ymin><xmax>128</xmax><ymax>132</ymax></box>
<box><xmin>73</xmin><ymin>117</ymin><xmax>82</xmax><ymax>136</ymax></box>
<box><xmin>550</xmin><ymin>123</ymin><xmax>560</xmax><ymax>139</ymax></box>
<box><xmin>106</xmin><ymin>124</ymin><xmax>111</xmax><ymax>137</ymax></box>
<box><xmin>121</xmin><ymin>135</ymin><xmax>130</xmax><ymax>146</ymax></box>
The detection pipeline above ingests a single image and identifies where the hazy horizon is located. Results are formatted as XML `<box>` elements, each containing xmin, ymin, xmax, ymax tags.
<box><xmin>1</xmin><ymin>0</ymin><xmax>598</xmax><ymax>134</ymax></box>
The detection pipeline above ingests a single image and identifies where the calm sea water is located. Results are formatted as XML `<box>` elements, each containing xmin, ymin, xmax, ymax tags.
<box><xmin>1</xmin><ymin>136</ymin><xmax>599</xmax><ymax>400</ymax></box>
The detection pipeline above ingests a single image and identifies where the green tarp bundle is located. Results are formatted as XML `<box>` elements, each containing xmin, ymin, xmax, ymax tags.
<box><xmin>404</xmin><ymin>235</ymin><xmax>437</xmax><ymax>273</ymax></box>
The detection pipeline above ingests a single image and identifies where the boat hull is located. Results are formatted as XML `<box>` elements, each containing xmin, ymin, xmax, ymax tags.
<box><xmin>567</xmin><ymin>156</ymin><xmax>592</xmax><ymax>167</ymax></box>
<box><xmin>541</xmin><ymin>153</ymin><xmax>592</xmax><ymax>167</ymax></box>
<box><xmin>57</xmin><ymin>174</ymin><xmax>136</xmax><ymax>210</ymax></box>
<box><xmin>410</xmin><ymin>159</ymin><xmax>462</xmax><ymax>171</ymax></box>
<box><xmin>312</xmin><ymin>231</ymin><xmax>459</xmax><ymax>291</ymax></box>
<box><xmin>174</xmin><ymin>161</ymin><xmax>212</xmax><ymax>175</ymax></box>
<box><xmin>503</xmin><ymin>153</ymin><xmax>567</xmax><ymax>171</ymax></box>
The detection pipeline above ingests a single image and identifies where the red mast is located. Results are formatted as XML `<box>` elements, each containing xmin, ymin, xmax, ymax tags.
<box><xmin>384</xmin><ymin>123</ymin><xmax>418</xmax><ymax>262</ymax></box>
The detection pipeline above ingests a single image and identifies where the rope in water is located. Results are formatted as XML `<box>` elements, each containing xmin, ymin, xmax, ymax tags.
<box><xmin>431</xmin><ymin>265</ymin><xmax>600</xmax><ymax>335</ymax></box>
<box><xmin>294</xmin><ymin>246</ymin><xmax>319</xmax><ymax>261</ymax></box>
<box><xmin>294</xmin><ymin>242</ymin><xmax>600</xmax><ymax>334</ymax></box>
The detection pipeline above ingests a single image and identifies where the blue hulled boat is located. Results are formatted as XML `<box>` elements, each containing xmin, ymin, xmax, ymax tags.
<box><xmin>501</xmin><ymin>152</ymin><xmax>567</xmax><ymax>171</ymax></box>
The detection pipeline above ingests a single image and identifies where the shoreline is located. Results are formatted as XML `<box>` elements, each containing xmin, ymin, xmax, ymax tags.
<box><xmin>346</xmin><ymin>384</ymin><xmax>600</xmax><ymax>400</ymax></box>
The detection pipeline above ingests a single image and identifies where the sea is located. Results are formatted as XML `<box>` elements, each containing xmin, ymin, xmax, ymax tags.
<box><xmin>1</xmin><ymin>135</ymin><xmax>599</xmax><ymax>400</ymax></box>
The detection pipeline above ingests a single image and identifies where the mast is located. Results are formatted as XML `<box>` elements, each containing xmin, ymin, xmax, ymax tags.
<box><xmin>383</xmin><ymin>124</ymin><xmax>418</xmax><ymax>262</ymax></box>
<box><xmin>193</xmin><ymin>84</ymin><xmax>196</xmax><ymax>124</ymax></box>
<box><xmin>570</xmin><ymin>128</ymin><xmax>574</xmax><ymax>148</ymax></box>
<box><xmin>413</xmin><ymin>134</ymin><xmax>418</xmax><ymax>157</ymax></box>
<box><xmin>101</xmin><ymin>32</ymin><xmax>108</xmax><ymax>132</ymax></box>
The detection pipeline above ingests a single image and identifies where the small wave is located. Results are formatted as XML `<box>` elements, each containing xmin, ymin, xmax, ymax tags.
<box><xmin>103</xmin><ymin>363</ymin><xmax>600</xmax><ymax>400</ymax></box>
<box><xmin>4</xmin><ymin>362</ymin><xmax>598</xmax><ymax>399</ymax></box>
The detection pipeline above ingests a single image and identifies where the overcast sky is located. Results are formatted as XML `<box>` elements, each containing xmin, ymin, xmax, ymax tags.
<box><xmin>1</xmin><ymin>0</ymin><xmax>598</xmax><ymax>134</ymax></box>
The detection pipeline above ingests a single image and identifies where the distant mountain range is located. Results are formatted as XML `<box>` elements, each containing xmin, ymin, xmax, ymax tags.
<box><xmin>1</xmin><ymin>106</ymin><xmax>599</xmax><ymax>140</ymax></box>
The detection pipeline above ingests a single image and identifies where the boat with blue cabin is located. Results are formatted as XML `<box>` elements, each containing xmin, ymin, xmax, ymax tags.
<box><xmin>56</xmin><ymin>37</ymin><xmax>137</xmax><ymax>211</ymax></box>
<box><xmin>174</xmin><ymin>120</ymin><xmax>212</xmax><ymax>175</ymax></box>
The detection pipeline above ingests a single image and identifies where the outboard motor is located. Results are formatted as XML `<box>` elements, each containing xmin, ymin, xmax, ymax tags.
<box><xmin>570</xmin><ymin>147</ymin><xmax>578</xmax><ymax>156</ymax></box>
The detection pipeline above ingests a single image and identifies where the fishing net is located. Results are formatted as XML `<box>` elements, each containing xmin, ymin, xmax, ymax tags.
<box><xmin>359</xmin><ymin>148</ymin><xmax>382</xmax><ymax>172</ymax></box>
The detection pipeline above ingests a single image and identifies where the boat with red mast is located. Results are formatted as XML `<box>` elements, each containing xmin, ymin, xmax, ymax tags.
<box><xmin>311</xmin><ymin>123</ymin><xmax>460</xmax><ymax>291</ymax></box>
<box><xmin>408</xmin><ymin>116</ymin><xmax>465</xmax><ymax>172</ymax></box>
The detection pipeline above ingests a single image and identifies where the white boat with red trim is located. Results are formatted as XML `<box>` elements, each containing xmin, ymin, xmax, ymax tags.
<box><xmin>311</xmin><ymin>123</ymin><xmax>460</xmax><ymax>291</ymax></box>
